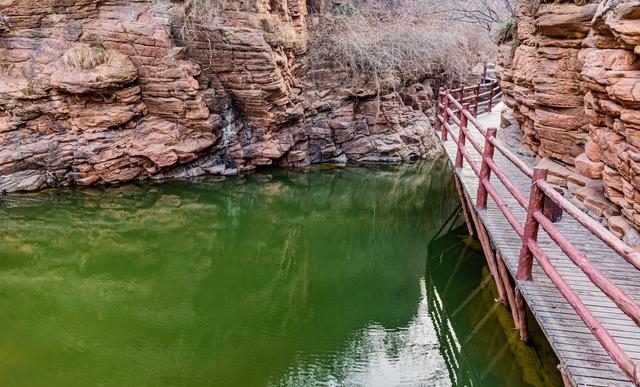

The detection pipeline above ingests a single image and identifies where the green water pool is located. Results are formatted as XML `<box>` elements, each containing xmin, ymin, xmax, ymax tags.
<box><xmin>0</xmin><ymin>160</ymin><xmax>560</xmax><ymax>386</ymax></box>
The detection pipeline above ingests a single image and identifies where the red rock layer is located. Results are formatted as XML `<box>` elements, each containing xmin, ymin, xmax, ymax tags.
<box><xmin>497</xmin><ymin>0</ymin><xmax>640</xmax><ymax>233</ymax></box>
<box><xmin>0</xmin><ymin>0</ymin><xmax>440</xmax><ymax>192</ymax></box>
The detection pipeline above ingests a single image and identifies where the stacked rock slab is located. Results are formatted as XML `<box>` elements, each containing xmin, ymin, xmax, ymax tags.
<box><xmin>0</xmin><ymin>0</ymin><xmax>440</xmax><ymax>192</ymax></box>
<box><xmin>496</xmin><ymin>0</ymin><xmax>640</xmax><ymax>235</ymax></box>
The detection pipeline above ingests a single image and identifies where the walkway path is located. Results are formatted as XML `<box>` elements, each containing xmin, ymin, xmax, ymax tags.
<box><xmin>439</xmin><ymin>102</ymin><xmax>640</xmax><ymax>387</ymax></box>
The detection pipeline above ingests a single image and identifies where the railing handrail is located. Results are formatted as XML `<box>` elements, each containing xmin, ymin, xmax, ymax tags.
<box><xmin>436</xmin><ymin>81</ymin><xmax>640</xmax><ymax>386</ymax></box>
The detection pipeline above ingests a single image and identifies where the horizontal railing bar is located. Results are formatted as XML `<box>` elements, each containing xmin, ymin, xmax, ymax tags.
<box><xmin>482</xmin><ymin>179</ymin><xmax>525</xmax><ymax>238</ymax></box>
<box><xmin>445</xmin><ymin>108</ymin><xmax>462</xmax><ymax>127</ymax></box>
<box><xmin>451</xmin><ymin>100</ymin><xmax>534</xmax><ymax>179</ymax></box>
<box><xmin>486</xmin><ymin>158</ymin><xmax>529</xmax><ymax>209</ymax></box>
<box><xmin>446</xmin><ymin>95</ymin><xmax>467</xmax><ymax>116</ymax></box>
<box><xmin>533</xmin><ymin>211</ymin><xmax>640</xmax><ymax>326</ymax></box>
<box><xmin>452</xmin><ymin>84</ymin><xmax>479</xmax><ymax>92</ymax></box>
<box><xmin>458</xmin><ymin>121</ymin><xmax>484</xmax><ymax>155</ymax></box>
<box><xmin>487</xmin><ymin>136</ymin><xmax>534</xmax><ymax>178</ymax></box>
<box><xmin>537</xmin><ymin>182</ymin><xmax>640</xmax><ymax>270</ymax></box>
<box><xmin>477</xmin><ymin>95</ymin><xmax>500</xmax><ymax>105</ymax></box>
<box><xmin>461</xmin><ymin>95</ymin><xmax>476</xmax><ymax>103</ymax></box>
<box><xmin>463</xmin><ymin>114</ymin><xmax>488</xmax><ymax>137</ymax></box>
<box><xmin>443</xmin><ymin>122</ymin><xmax>481</xmax><ymax>176</ymax></box>
<box><xmin>527</xmin><ymin>239</ymin><xmax>638</xmax><ymax>384</ymax></box>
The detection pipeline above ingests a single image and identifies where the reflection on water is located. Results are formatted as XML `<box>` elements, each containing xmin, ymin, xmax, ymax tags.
<box><xmin>426</xmin><ymin>227</ymin><xmax>562</xmax><ymax>387</ymax></box>
<box><xmin>0</xmin><ymin>160</ymin><xmax>558</xmax><ymax>387</ymax></box>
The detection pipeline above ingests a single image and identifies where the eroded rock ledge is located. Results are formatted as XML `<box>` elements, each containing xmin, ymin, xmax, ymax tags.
<box><xmin>0</xmin><ymin>0</ymin><xmax>441</xmax><ymax>192</ymax></box>
<box><xmin>497</xmin><ymin>0</ymin><xmax>640</xmax><ymax>239</ymax></box>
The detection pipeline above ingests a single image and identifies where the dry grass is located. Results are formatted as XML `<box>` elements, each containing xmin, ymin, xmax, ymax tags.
<box><xmin>63</xmin><ymin>45</ymin><xmax>112</xmax><ymax>70</ymax></box>
<box><xmin>178</xmin><ymin>0</ymin><xmax>497</xmax><ymax>86</ymax></box>
<box><xmin>310</xmin><ymin>0</ymin><xmax>497</xmax><ymax>87</ymax></box>
<box><xmin>179</xmin><ymin>0</ymin><xmax>229</xmax><ymax>67</ymax></box>
<box><xmin>181</xmin><ymin>0</ymin><xmax>227</xmax><ymax>37</ymax></box>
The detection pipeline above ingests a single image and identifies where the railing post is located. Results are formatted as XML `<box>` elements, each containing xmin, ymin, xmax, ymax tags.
<box><xmin>455</xmin><ymin>103</ymin><xmax>469</xmax><ymax>169</ymax></box>
<box><xmin>473</xmin><ymin>84</ymin><xmax>480</xmax><ymax>117</ymax></box>
<box><xmin>459</xmin><ymin>83</ymin><xmax>465</xmax><ymax>102</ymax></box>
<box><xmin>436</xmin><ymin>86</ymin><xmax>444</xmax><ymax>132</ymax></box>
<box><xmin>476</xmin><ymin>127</ymin><xmax>497</xmax><ymax>209</ymax></box>
<box><xmin>515</xmin><ymin>167</ymin><xmax>549</xmax><ymax>281</ymax></box>
<box><xmin>442</xmin><ymin>90</ymin><xmax>450</xmax><ymax>141</ymax></box>
<box><xmin>488</xmin><ymin>80</ymin><xmax>495</xmax><ymax>113</ymax></box>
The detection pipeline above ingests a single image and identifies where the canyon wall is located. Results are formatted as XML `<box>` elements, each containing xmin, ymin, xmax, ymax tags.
<box><xmin>0</xmin><ymin>0</ymin><xmax>440</xmax><ymax>192</ymax></box>
<box><xmin>497</xmin><ymin>0</ymin><xmax>640</xmax><ymax>237</ymax></box>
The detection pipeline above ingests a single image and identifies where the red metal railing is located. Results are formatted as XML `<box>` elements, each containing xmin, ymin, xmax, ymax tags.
<box><xmin>436</xmin><ymin>84</ymin><xmax>640</xmax><ymax>386</ymax></box>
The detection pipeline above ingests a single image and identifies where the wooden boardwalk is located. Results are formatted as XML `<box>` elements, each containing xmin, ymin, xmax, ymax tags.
<box><xmin>437</xmin><ymin>95</ymin><xmax>640</xmax><ymax>387</ymax></box>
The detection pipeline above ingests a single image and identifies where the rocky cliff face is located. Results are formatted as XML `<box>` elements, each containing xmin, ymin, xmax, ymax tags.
<box><xmin>0</xmin><ymin>0</ymin><xmax>440</xmax><ymax>192</ymax></box>
<box><xmin>497</xmin><ymin>0</ymin><xmax>640</xmax><ymax>238</ymax></box>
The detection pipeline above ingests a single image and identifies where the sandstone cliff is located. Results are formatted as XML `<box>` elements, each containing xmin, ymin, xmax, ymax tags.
<box><xmin>497</xmin><ymin>0</ymin><xmax>640</xmax><ymax>238</ymax></box>
<box><xmin>0</xmin><ymin>0</ymin><xmax>441</xmax><ymax>192</ymax></box>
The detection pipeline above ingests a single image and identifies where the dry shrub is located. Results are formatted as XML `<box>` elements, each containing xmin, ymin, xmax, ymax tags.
<box><xmin>180</xmin><ymin>0</ymin><xmax>227</xmax><ymax>45</ymax></box>
<box><xmin>63</xmin><ymin>45</ymin><xmax>112</xmax><ymax>70</ymax></box>
<box><xmin>310</xmin><ymin>0</ymin><xmax>497</xmax><ymax>87</ymax></box>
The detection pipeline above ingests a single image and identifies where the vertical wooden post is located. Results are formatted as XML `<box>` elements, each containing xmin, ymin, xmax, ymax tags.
<box><xmin>442</xmin><ymin>90</ymin><xmax>450</xmax><ymax>141</ymax></box>
<box><xmin>515</xmin><ymin>167</ymin><xmax>548</xmax><ymax>281</ymax></box>
<box><xmin>462</xmin><ymin>192</ymin><xmax>507</xmax><ymax>304</ymax></box>
<box><xmin>473</xmin><ymin>84</ymin><xmax>480</xmax><ymax>117</ymax></box>
<box><xmin>454</xmin><ymin>175</ymin><xmax>475</xmax><ymax>238</ymax></box>
<box><xmin>436</xmin><ymin>86</ymin><xmax>444</xmax><ymax>132</ymax></box>
<box><xmin>496</xmin><ymin>253</ymin><xmax>518</xmax><ymax>314</ymax></box>
<box><xmin>558</xmin><ymin>363</ymin><xmax>573</xmax><ymax>387</ymax></box>
<box><xmin>455</xmin><ymin>103</ymin><xmax>469</xmax><ymax>169</ymax></box>
<box><xmin>488</xmin><ymin>80</ymin><xmax>495</xmax><ymax>113</ymax></box>
<box><xmin>459</xmin><ymin>83</ymin><xmax>465</xmax><ymax>102</ymax></box>
<box><xmin>476</xmin><ymin>127</ymin><xmax>497</xmax><ymax>209</ymax></box>
<box><xmin>515</xmin><ymin>288</ymin><xmax>529</xmax><ymax>342</ymax></box>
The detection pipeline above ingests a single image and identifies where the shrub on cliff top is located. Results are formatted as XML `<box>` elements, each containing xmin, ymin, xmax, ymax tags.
<box><xmin>310</xmin><ymin>0</ymin><xmax>497</xmax><ymax>87</ymax></box>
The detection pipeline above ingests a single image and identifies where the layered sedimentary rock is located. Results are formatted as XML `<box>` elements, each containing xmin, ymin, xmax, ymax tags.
<box><xmin>497</xmin><ymin>0</ymin><xmax>640</xmax><ymax>235</ymax></box>
<box><xmin>0</xmin><ymin>0</ymin><xmax>440</xmax><ymax>192</ymax></box>
<box><xmin>497</xmin><ymin>1</ymin><xmax>597</xmax><ymax>165</ymax></box>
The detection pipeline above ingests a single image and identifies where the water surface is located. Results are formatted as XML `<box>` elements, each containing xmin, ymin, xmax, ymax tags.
<box><xmin>0</xmin><ymin>160</ymin><xmax>559</xmax><ymax>386</ymax></box>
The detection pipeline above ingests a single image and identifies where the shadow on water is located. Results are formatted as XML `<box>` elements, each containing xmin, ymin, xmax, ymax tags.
<box><xmin>0</xmin><ymin>158</ymin><xmax>561</xmax><ymax>387</ymax></box>
<box><xmin>426</xmin><ymin>225</ymin><xmax>563</xmax><ymax>387</ymax></box>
